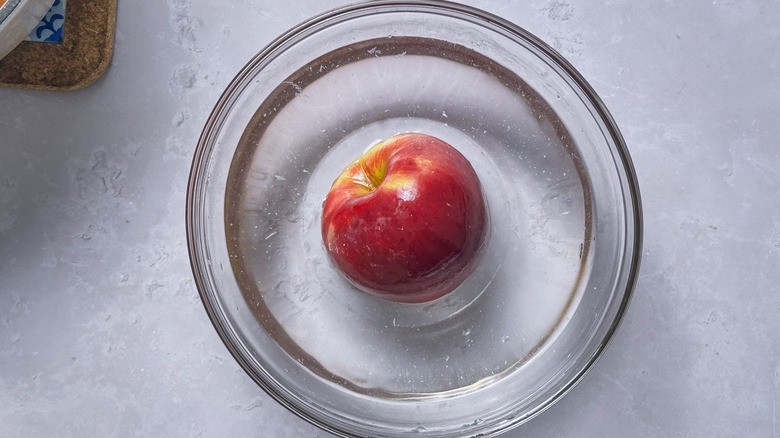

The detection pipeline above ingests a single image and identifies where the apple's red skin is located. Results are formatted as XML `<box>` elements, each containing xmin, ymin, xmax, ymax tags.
<box><xmin>321</xmin><ymin>133</ymin><xmax>486</xmax><ymax>303</ymax></box>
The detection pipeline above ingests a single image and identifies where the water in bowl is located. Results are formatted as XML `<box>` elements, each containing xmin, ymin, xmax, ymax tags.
<box><xmin>225</xmin><ymin>37</ymin><xmax>590</xmax><ymax>397</ymax></box>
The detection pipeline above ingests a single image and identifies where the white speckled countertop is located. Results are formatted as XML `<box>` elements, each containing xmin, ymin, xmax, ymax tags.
<box><xmin>1</xmin><ymin>1</ymin><xmax>778</xmax><ymax>436</ymax></box>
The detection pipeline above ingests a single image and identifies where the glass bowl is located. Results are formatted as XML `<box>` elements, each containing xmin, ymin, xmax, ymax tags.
<box><xmin>186</xmin><ymin>1</ymin><xmax>642</xmax><ymax>436</ymax></box>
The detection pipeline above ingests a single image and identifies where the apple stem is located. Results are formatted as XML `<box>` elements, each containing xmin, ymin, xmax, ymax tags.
<box><xmin>356</xmin><ymin>159</ymin><xmax>385</xmax><ymax>192</ymax></box>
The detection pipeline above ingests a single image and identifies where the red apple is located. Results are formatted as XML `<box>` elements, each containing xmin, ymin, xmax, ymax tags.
<box><xmin>321</xmin><ymin>133</ymin><xmax>487</xmax><ymax>303</ymax></box>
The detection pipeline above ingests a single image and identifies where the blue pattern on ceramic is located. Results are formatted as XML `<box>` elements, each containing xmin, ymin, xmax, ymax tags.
<box><xmin>26</xmin><ymin>0</ymin><xmax>67</xmax><ymax>43</ymax></box>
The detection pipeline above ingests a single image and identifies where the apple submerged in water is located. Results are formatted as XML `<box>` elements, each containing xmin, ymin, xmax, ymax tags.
<box><xmin>321</xmin><ymin>133</ymin><xmax>487</xmax><ymax>303</ymax></box>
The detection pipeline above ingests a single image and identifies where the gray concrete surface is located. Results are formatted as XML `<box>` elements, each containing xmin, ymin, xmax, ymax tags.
<box><xmin>1</xmin><ymin>1</ymin><xmax>778</xmax><ymax>436</ymax></box>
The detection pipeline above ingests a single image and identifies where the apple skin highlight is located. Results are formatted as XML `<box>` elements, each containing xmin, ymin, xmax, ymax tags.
<box><xmin>321</xmin><ymin>133</ymin><xmax>487</xmax><ymax>303</ymax></box>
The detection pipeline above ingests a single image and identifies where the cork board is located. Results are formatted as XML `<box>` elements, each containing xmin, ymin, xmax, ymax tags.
<box><xmin>0</xmin><ymin>0</ymin><xmax>117</xmax><ymax>91</ymax></box>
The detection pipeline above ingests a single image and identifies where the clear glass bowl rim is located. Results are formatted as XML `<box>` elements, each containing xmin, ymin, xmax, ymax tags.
<box><xmin>186</xmin><ymin>1</ymin><xmax>643</xmax><ymax>436</ymax></box>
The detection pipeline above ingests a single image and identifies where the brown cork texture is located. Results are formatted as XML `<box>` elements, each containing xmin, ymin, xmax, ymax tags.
<box><xmin>0</xmin><ymin>0</ymin><xmax>117</xmax><ymax>91</ymax></box>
